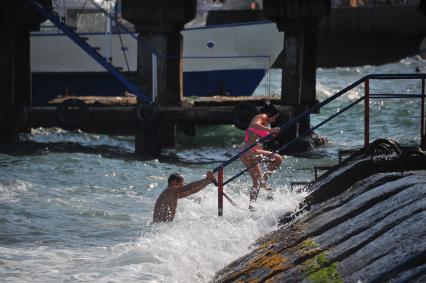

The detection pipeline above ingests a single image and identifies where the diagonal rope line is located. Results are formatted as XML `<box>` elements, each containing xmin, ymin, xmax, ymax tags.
<box><xmin>223</xmin><ymin>192</ymin><xmax>239</xmax><ymax>208</ymax></box>
<box><xmin>76</xmin><ymin>0</ymin><xmax>89</xmax><ymax>20</ymax></box>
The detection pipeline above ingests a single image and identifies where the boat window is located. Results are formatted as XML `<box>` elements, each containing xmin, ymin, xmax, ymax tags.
<box><xmin>206</xmin><ymin>41</ymin><xmax>215</xmax><ymax>49</ymax></box>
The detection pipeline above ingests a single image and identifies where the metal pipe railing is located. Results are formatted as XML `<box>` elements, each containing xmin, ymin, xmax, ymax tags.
<box><xmin>215</xmin><ymin>74</ymin><xmax>426</xmax><ymax>173</ymax></box>
<box><xmin>370</xmin><ymin>94</ymin><xmax>425</xmax><ymax>98</ymax></box>
<box><xmin>421</xmin><ymin>78</ymin><xmax>425</xmax><ymax>150</ymax></box>
<box><xmin>364</xmin><ymin>79</ymin><xmax>370</xmax><ymax>148</ymax></box>
<box><xmin>369</xmin><ymin>74</ymin><xmax>426</xmax><ymax>79</ymax></box>
<box><xmin>213</xmin><ymin>76</ymin><xmax>368</xmax><ymax>173</ymax></box>
<box><xmin>215</xmin><ymin>73</ymin><xmax>426</xmax><ymax>216</ymax></box>
<box><xmin>218</xmin><ymin>167</ymin><xmax>224</xmax><ymax>216</ymax></box>
<box><xmin>223</xmin><ymin>96</ymin><xmax>365</xmax><ymax>187</ymax></box>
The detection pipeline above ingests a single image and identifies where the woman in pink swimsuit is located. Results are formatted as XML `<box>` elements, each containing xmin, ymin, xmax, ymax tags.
<box><xmin>240</xmin><ymin>103</ymin><xmax>282</xmax><ymax>205</ymax></box>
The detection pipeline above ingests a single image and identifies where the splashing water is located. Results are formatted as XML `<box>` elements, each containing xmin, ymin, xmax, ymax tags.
<box><xmin>1</xmin><ymin>56</ymin><xmax>425</xmax><ymax>282</ymax></box>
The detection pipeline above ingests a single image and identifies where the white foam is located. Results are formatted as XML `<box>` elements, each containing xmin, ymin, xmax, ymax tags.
<box><xmin>100</xmin><ymin>184</ymin><xmax>306</xmax><ymax>282</ymax></box>
<box><xmin>0</xmin><ymin>179</ymin><xmax>33</xmax><ymax>202</ymax></box>
<box><xmin>2</xmin><ymin>56</ymin><xmax>423</xmax><ymax>282</ymax></box>
<box><xmin>0</xmin><ymin>180</ymin><xmax>306</xmax><ymax>283</ymax></box>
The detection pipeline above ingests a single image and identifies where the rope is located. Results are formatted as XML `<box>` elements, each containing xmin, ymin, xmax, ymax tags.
<box><xmin>117</xmin><ymin>32</ymin><xmax>130</xmax><ymax>71</ymax></box>
<box><xmin>223</xmin><ymin>192</ymin><xmax>239</xmax><ymax>208</ymax></box>
<box><xmin>76</xmin><ymin>0</ymin><xmax>89</xmax><ymax>20</ymax></box>
<box><xmin>212</xmin><ymin>178</ymin><xmax>241</xmax><ymax>208</ymax></box>
<box><xmin>114</xmin><ymin>3</ymin><xmax>130</xmax><ymax>72</ymax></box>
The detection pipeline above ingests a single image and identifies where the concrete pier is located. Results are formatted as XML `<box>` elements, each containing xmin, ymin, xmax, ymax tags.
<box><xmin>26</xmin><ymin>104</ymin><xmax>293</xmax><ymax>134</ymax></box>
<box><xmin>272</xmin><ymin>4</ymin><xmax>426</xmax><ymax>68</ymax></box>
<box><xmin>6</xmin><ymin>1</ymin><xmax>423</xmax><ymax>159</ymax></box>
<box><xmin>317</xmin><ymin>5</ymin><xmax>426</xmax><ymax>67</ymax></box>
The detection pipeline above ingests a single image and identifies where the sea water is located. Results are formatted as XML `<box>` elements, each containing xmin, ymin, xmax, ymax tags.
<box><xmin>0</xmin><ymin>56</ymin><xmax>425</xmax><ymax>282</ymax></box>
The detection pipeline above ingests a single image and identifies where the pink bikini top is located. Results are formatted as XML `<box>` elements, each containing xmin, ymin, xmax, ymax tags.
<box><xmin>244</xmin><ymin>127</ymin><xmax>269</xmax><ymax>142</ymax></box>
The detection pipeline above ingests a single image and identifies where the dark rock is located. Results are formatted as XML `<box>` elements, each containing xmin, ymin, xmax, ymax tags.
<box><xmin>213</xmin><ymin>150</ymin><xmax>426</xmax><ymax>283</ymax></box>
<box><xmin>389</xmin><ymin>264</ymin><xmax>426</xmax><ymax>283</ymax></box>
<box><xmin>282</xmin><ymin>137</ymin><xmax>315</xmax><ymax>154</ymax></box>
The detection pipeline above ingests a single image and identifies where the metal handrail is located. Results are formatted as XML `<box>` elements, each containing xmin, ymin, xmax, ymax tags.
<box><xmin>215</xmin><ymin>73</ymin><xmax>426</xmax><ymax>215</ymax></box>
<box><xmin>213</xmin><ymin>76</ymin><xmax>368</xmax><ymax>173</ymax></box>
<box><xmin>215</xmin><ymin>73</ymin><xmax>426</xmax><ymax>172</ymax></box>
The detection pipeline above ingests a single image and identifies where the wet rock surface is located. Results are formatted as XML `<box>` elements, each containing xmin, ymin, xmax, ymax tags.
<box><xmin>214</xmin><ymin>149</ymin><xmax>426</xmax><ymax>283</ymax></box>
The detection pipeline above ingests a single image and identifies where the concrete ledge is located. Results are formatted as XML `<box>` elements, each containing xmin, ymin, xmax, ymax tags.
<box><xmin>27</xmin><ymin>105</ymin><xmax>294</xmax><ymax>135</ymax></box>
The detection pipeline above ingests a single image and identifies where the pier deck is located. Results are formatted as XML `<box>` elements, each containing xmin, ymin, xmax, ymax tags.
<box><xmin>28</xmin><ymin>105</ymin><xmax>293</xmax><ymax>135</ymax></box>
<box><xmin>47</xmin><ymin>95</ymin><xmax>282</xmax><ymax>107</ymax></box>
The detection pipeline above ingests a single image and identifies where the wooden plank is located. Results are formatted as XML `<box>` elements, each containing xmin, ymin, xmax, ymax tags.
<box><xmin>189</xmin><ymin>96</ymin><xmax>281</xmax><ymax>107</ymax></box>
<box><xmin>47</xmin><ymin>95</ymin><xmax>138</xmax><ymax>106</ymax></box>
<box><xmin>48</xmin><ymin>95</ymin><xmax>283</xmax><ymax>107</ymax></box>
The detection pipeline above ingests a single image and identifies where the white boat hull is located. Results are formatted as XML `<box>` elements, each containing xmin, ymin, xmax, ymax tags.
<box><xmin>30</xmin><ymin>21</ymin><xmax>284</xmax><ymax>104</ymax></box>
<box><xmin>181</xmin><ymin>21</ymin><xmax>283</xmax><ymax>96</ymax></box>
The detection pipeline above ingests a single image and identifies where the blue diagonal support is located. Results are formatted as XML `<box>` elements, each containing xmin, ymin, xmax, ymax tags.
<box><xmin>24</xmin><ymin>0</ymin><xmax>150</xmax><ymax>102</ymax></box>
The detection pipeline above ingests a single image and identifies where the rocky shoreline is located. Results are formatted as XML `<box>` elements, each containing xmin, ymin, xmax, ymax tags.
<box><xmin>214</xmin><ymin>142</ymin><xmax>426</xmax><ymax>282</ymax></box>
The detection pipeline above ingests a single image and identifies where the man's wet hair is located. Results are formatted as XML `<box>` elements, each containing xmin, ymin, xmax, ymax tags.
<box><xmin>259</xmin><ymin>103</ymin><xmax>280</xmax><ymax>117</ymax></box>
<box><xmin>168</xmin><ymin>173</ymin><xmax>184</xmax><ymax>185</ymax></box>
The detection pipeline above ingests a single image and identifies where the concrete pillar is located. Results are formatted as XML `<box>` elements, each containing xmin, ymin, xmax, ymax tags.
<box><xmin>0</xmin><ymin>0</ymin><xmax>50</xmax><ymax>143</ymax></box>
<box><xmin>122</xmin><ymin>0</ymin><xmax>196</xmax><ymax>157</ymax></box>
<box><xmin>299</xmin><ymin>30</ymin><xmax>318</xmax><ymax>134</ymax></box>
<box><xmin>276</xmin><ymin>28</ymin><xmax>304</xmax><ymax>140</ymax></box>
<box><xmin>135</xmin><ymin>124</ymin><xmax>161</xmax><ymax>157</ymax></box>
<box><xmin>183</xmin><ymin>124</ymin><xmax>197</xmax><ymax>136</ymax></box>
<box><xmin>137</xmin><ymin>35</ymin><xmax>165</xmax><ymax>103</ymax></box>
<box><xmin>137</xmin><ymin>31</ymin><xmax>182</xmax><ymax>106</ymax></box>
<box><xmin>122</xmin><ymin>0</ymin><xmax>195</xmax><ymax>106</ymax></box>
<box><xmin>264</xmin><ymin>0</ymin><xmax>330</xmax><ymax>139</ymax></box>
<box><xmin>0</xmin><ymin>28</ymin><xmax>31</xmax><ymax>142</ymax></box>
<box><xmin>160</xmin><ymin>125</ymin><xmax>177</xmax><ymax>148</ymax></box>
<box><xmin>301</xmin><ymin>30</ymin><xmax>317</xmax><ymax>108</ymax></box>
<box><xmin>281</xmin><ymin>30</ymin><xmax>304</xmax><ymax>107</ymax></box>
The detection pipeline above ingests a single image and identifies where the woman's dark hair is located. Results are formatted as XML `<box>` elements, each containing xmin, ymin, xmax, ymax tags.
<box><xmin>168</xmin><ymin>173</ymin><xmax>184</xmax><ymax>185</ymax></box>
<box><xmin>259</xmin><ymin>103</ymin><xmax>280</xmax><ymax>117</ymax></box>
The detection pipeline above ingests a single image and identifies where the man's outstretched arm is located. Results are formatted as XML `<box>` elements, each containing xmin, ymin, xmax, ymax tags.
<box><xmin>177</xmin><ymin>172</ymin><xmax>216</xmax><ymax>199</ymax></box>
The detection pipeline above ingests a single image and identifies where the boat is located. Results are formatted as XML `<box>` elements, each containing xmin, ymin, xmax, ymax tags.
<box><xmin>30</xmin><ymin>0</ymin><xmax>284</xmax><ymax>105</ymax></box>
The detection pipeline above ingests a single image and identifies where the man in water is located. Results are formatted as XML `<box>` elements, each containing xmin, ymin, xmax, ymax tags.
<box><xmin>153</xmin><ymin>171</ymin><xmax>216</xmax><ymax>223</ymax></box>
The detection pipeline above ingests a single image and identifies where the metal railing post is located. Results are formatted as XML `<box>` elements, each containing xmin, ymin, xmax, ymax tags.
<box><xmin>152</xmin><ymin>53</ymin><xmax>158</xmax><ymax>102</ymax></box>
<box><xmin>218</xmin><ymin>167</ymin><xmax>224</xmax><ymax>216</ymax></box>
<box><xmin>364</xmin><ymin>78</ymin><xmax>370</xmax><ymax>148</ymax></box>
<box><xmin>421</xmin><ymin>78</ymin><xmax>425</xmax><ymax>150</ymax></box>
